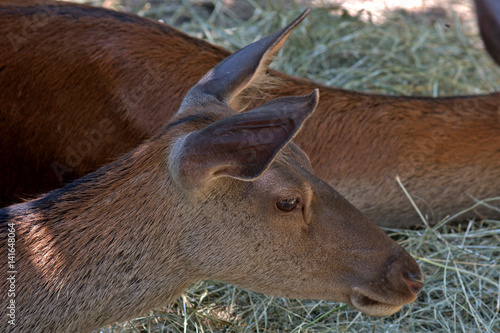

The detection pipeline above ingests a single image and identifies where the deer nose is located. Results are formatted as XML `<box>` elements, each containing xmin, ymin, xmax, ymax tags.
<box><xmin>403</xmin><ymin>270</ymin><xmax>424</xmax><ymax>294</ymax></box>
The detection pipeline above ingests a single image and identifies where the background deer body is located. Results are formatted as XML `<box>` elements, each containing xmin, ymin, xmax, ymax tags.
<box><xmin>0</xmin><ymin>13</ymin><xmax>422</xmax><ymax>332</ymax></box>
<box><xmin>1</xmin><ymin>1</ymin><xmax>499</xmax><ymax>228</ymax></box>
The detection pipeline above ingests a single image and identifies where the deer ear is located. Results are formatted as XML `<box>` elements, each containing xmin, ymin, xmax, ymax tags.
<box><xmin>170</xmin><ymin>90</ymin><xmax>319</xmax><ymax>189</ymax></box>
<box><xmin>474</xmin><ymin>0</ymin><xmax>500</xmax><ymax>65</ymax></box>
<box><xmin>179</xmin><ymin>9</ymin><xmax>310</xmax><ymax>112</ymax></box>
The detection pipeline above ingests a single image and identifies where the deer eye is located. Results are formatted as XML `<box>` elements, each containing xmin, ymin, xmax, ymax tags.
<box><xmin>276</xmin><ymin>198</ymin><xmax>299</xmax><ymax>212</ymax></box>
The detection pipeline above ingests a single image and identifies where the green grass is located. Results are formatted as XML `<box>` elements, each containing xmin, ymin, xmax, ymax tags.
<box><xmin>92</xmin><ymin>1</ymin><xmax>499</xmax><ymax>332</ymax></box>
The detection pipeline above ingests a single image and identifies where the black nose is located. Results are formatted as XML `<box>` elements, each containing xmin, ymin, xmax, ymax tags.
<box><xmin>403</xmin><ymin>271</ymin><xmax>424</xmax><ymax>294</ymax></box>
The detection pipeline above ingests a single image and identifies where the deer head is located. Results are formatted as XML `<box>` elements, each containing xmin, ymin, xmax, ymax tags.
<box><xmin>164</xmin><ymin>9</ymin><xmax>423</xmax><ymax>317</ymax></box>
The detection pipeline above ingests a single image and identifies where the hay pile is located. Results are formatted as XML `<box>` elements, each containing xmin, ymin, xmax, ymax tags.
<box><xmin>157</xmin><ymin>0</ymin><xmax>500</xmax><ymax>96</ymax></box>
<box><xmin>94</xmin><ymin>1</ymin><xmax>499</xmax><ymax>332</ymax></box>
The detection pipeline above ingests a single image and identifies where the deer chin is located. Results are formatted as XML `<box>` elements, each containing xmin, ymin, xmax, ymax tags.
<box><xmin>349</xmin><ymin>288</ymin><xmax>406</xmax><ymax>317</ymax></box>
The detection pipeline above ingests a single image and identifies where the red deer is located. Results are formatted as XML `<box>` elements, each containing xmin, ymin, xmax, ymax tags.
<box><xmin>0</xmin><ymin>13</ymin><xmax>423</xmax><ymax>332</ymax></box>
<box><xmin>475</xmin><ymin>0</ymin><xmax>500</xmax><ymax>65</ymax></box>
<box><xmin>1</xmin><ymin>1</ymin><xmax>499</xmax><ymax>228</ymax></box>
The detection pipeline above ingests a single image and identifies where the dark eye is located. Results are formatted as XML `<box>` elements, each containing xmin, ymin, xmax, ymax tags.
<box><xmin>276</xmin><ymin>198</ymin><xmax>299</xmax><ymax>212</ymax></box>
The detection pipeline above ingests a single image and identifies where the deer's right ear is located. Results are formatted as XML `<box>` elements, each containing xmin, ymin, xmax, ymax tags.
<box><xmin>169</xmin><ymin>90</ymin><xmax>319</xmax><ymax>190</ymax></box>
<box><xmin>177</xmin><ymin>9</ymin><xmax>310</xmax><ymax>113</ymax></box>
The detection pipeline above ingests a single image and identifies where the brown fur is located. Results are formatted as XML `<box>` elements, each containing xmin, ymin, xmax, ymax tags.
<box><xmin>0</xmin><ymin>1</ymin><xmax>499</xmax><ymax>227</ymax></box>
<box><xmin>0</xmin><ymin>16</ymin><xmax>422</xmax><ymax>332</ymax></box>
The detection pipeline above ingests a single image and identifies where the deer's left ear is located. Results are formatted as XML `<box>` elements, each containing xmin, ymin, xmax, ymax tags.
<box><xmin>169</xmin><ymin>90</ymin><xmax>319</xmax><ymax>189</ymax></box>
<box><xmin>179</xmin><ymin>9</ymin><xmax>310</xmax><ymax>112</ymax></box>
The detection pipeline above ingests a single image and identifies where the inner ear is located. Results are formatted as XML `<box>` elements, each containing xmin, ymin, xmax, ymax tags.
<box><xmin>229</xmin><ymin>74</ymin><xmax>285</xmax><ymax>112</ymax></box>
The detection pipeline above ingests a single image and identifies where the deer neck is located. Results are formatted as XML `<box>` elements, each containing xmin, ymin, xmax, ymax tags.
<box><xmin>5</xmin><ymin>139</ymin><xmax>198</xmax><ymax>332</ymax></box>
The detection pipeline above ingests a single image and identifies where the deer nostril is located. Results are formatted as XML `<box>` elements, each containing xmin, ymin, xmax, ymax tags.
<box><xmin>403</xmin><ymin>271</ymin><xmax>424</xmax><ymax>294</ymax></box>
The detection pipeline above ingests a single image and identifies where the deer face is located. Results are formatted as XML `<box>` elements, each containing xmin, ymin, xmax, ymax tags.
<box><xmin>172</xmin><ymin>140</ymin><xmax>421</xmax><ymax>316</ymax></box>
<box><xmin>167</xmin><ymin>10</ymin><xmax>422</xmax><ymax>316</ymax></box>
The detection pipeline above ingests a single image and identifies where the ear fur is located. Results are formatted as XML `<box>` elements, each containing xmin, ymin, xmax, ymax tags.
<box><xmin>169</xmin><ymin>90</ymin><xmax>319</xmax><ymax>189</ymax></box>
<box><xmin>169</xmin><ymin>10</ymin><xmax>315</xmax><ymax>190</ymax></box>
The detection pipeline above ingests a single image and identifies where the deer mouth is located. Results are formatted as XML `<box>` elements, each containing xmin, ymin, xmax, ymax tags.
<box><xmin>349</xmin><ymin>288</ymin><xmax>404</xmax><ymax>317</ymax></box>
